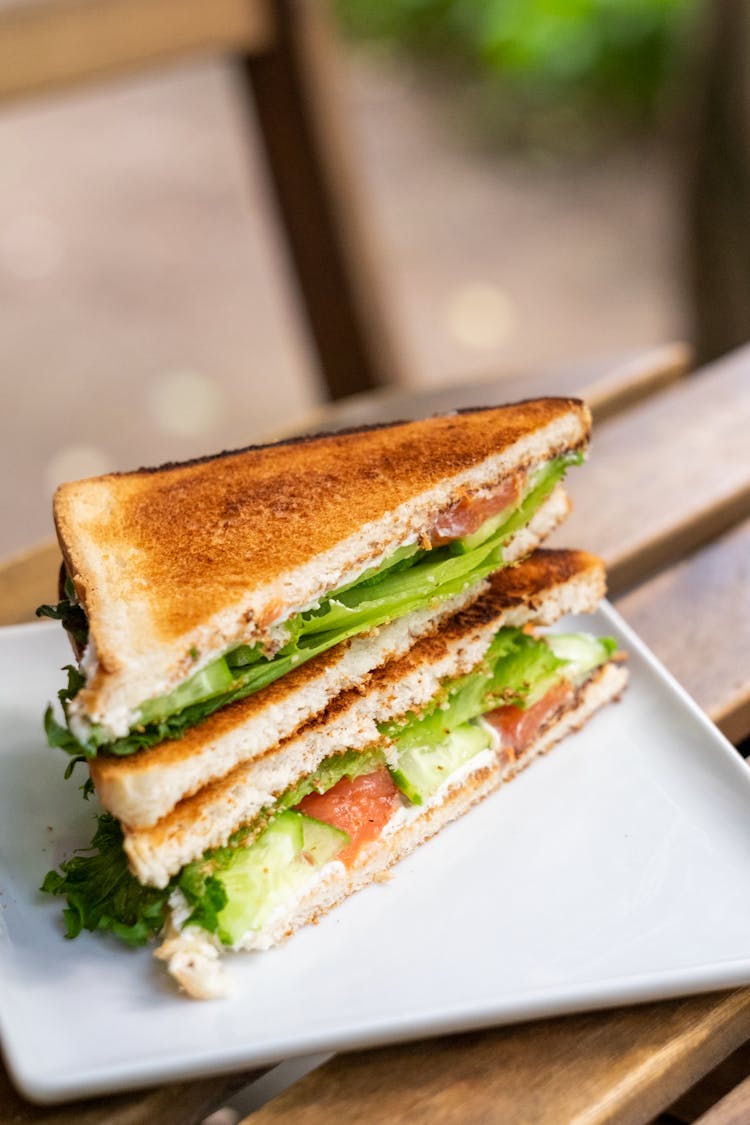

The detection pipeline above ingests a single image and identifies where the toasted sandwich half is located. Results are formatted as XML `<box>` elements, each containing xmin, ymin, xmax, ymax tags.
<box><xmin>42</xmin><ymin>550</ymin><xmax>627</xmax><ymax>999</ymax></box>
<box><xmin>41</xmin><ymin>399</ymin><xmax>589</xmax><ymax>763</ymax></box>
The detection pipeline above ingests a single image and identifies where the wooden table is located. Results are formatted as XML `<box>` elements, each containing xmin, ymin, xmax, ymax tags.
<box><xmin>2</xmin><ymin>342</ymin><xmax>750</xmax><ymax>1125</ymax></box>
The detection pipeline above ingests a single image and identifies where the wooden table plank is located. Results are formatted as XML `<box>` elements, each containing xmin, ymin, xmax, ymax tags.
<box><xmin>694</xmin><ymin>1072</ymin><xmax>750</xmax><ymax>1124</ymax></box>
<box><xmin>0</xmin><ymin>0</ymin><xmax>272</xmax><ymax>104</ymax></box>
<box><xmin>0</xmin><ymin>1064</ymin><xmax>262</xmax><ymax>1124</ymax></box>
<box><xmin>283</xmin><ymin>342</ymin><xmax>690</xmax><ymax>436</ymax></box>
<box><xmin>668</xmin><ymin>1042</ymin><xmax>750</xmax><ymax>1121</ymax></box>
<box><xmin>0</xmin><ymin>538</ymin><xmax>60</xmax><ymax>627</ymax></box>
<box><xmin>552</xmin><ymin>346</ymin><xmax>750</xmax><ymax>595</ymax></box>
<box><xmin>242</xmin><ymin>992</ymin><xmax>750</xmax><ymax>1125</ymax></box>
<box><xmin>616</xmin><ymin>518</ymin><xmax>750</xmax><ymax>744</ymax></box>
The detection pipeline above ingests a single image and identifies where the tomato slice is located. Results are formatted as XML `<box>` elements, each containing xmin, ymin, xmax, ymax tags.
<box><xmin>295</xmin><ymin>768</ymin><xmax>401</xmax><ymax>867</ymax></box>
<box><xmin>484</xmin><ymin>679</ymin><xmax>574</xmax><ymax>758</ymax></box>
<box><xmin>430</xmin><ymin>475</ymin><xmax>523</xmax><ymax>545</ymax></box>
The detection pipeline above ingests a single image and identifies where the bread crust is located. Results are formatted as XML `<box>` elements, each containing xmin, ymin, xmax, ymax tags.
<box><xmin>56</xmin><ymin>400</ymin><xmax>588</xmax><ymax>734</ymax></box>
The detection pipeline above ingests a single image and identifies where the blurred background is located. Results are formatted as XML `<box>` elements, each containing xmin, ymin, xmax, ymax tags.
<box><xmin>1</xmin><ymin>0</ymin><xmax>745</xmax><ymax>558</ymax></box>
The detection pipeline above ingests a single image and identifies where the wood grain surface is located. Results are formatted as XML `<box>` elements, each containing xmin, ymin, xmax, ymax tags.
<box><xmin>669</xmin><ymin>1042</ymin><xmax>750</xmax><ymax>1121</ymax></box>
<box><xmin>552</xmin><ymin>345</ymin><xmax>750</xmax><ymax>594</ymax></box>
<box><xmin>282</xmin><ymin>342</ymin><xmax>691</xmax><ymax>436</ymax></box>
<box><xmin>241</xmin><ymin>992</ymin><xmax>750</xmax><ymax>1125</ymax></box>
<box><xmin>0</xmin><ymin>0</ymin><xmax>271</xmax><ymax>103</ymax></box>
<box><xmin>0</xmin><ymin>1065</ymin><xmax>262</xmax><ymax>1124</ymax></box>
<box><xmin>694</xmin><ymin>1072</ymin><xmax>750</xmax><ymax>1124</ymax></box>
<box><xmin>617</xmin><ymin>518</ymin><xmax>750</xmax><ymax>743</ymax></box>
<box><xmin>0</xmin><ymin>538</ymin><xmax>60</xmax><ymax>627</ymax></box>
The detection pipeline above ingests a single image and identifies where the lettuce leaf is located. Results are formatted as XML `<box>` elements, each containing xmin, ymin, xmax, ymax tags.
<box><xmin>383</xmin><ymin>624</ymin><xmax>614</xmax><ymax>756</ymax></box>
<box><xmin>40</xmin><ymin>814</ymin><xmax>170</xmax><ymax>945</ymax></box>
<box><xmin>381</xmin><ymin>627</ymin><xmax>557</xmax><ymax>756</ymax></box>
<box><xmin>484</xmin><ymin>630</ymin><xmax>568</xmax><ymax>710</ymax></box>
<box><xmin>36</xmin><ymin>572</ymin><xmax>89</xmax><ymax>650</ymax></box>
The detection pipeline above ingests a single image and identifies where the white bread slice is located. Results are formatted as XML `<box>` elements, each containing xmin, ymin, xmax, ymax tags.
<box><xmin>91</xmin><ymin>486</ymin><xmax>572</xmax><ymax>832</ymax></box>
<box><xmin>122</xmin><ymin>547</ymin><xmax>606</xmax><ymax>886</ymax></box>
<box><xmin>156</xmin><ymin>660</ymin><xmax>628</xmax><ymax>997</ymax></box>
<box><xmin>60</xmin><ymin>400</ymin><xmax>589</xmax><ymax>738</ymax></box>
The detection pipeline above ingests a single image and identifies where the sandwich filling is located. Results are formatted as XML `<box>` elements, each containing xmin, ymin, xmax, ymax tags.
<box><xmin>43</xmin><ymin>450</ymin><xmax>582</xmax><ymax>759</ymax></box>
<box><xmin>42</xmin><ymin>624</ymin><xmax>616</xmax><ymax>961</ymax></box>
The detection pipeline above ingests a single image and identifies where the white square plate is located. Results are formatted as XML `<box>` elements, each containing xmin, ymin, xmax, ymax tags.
<box><xmin>2</xmin><ymin>606</ymin><xmax>750</xmax><ymax>1104</ymax></box>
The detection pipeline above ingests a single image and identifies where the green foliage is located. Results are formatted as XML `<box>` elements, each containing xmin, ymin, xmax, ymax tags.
<box><xmin>42</xmin><ymin>665</ymin><xmax>89</xmax><ymax>759</ymax></box>
<box><xmin>36</xmin><ymin>582</ymin><xmax>89</xmax><ymax>650</ymax></box>
<box><xmin>40</xmin><ymin>814</ymin><xmax>170</xmax><ymax>945</ymax></box>
<box><xmin>178</xmin><ymin>867</ymin><xmax>230</xmax><ymax>941</ymax></box>
<box><xmin>335</xmin><ymin>0</ymin><xmax>695</xmax><ymax>125</ymax></box>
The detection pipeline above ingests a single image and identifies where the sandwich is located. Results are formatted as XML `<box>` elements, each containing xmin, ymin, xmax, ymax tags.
<box><xmin>38</xmin><ymin>399</ymin><xmax>590</xmax><ymax>771</ymax></box>
<box><xmin>41</xmin><ymin>550</ymin><xmax>627</xmax><ymax>998</ymax></box>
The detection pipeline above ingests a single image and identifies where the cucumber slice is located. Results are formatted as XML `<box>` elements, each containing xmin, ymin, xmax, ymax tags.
<box><xmin>137</xmin><ymin>657</ymin><xmax>237</xmax><ymax>725</ymax></box>
<box><xmin>390</xmin><ymin>721</ymin><xmax>492</xmax><ymax>805</ymax></box>
<box><xmin>545</xmin><ymin>634</ymin><xmax>616</xmax><ymax>685</ymax></box>
<box><xmin>450</xmin><ymin>450</ymin><xmax>581</xmax><ymax>557</ymax></box>
<box><xmin>216</xmin><ymin>811</ymin><xmax>348</xmax><ymax>945</ymax></box>
<box><xmin>217</xmin><ymin>812</ymin><xmax>302</xmax><ymax>943</ymax></box>
<box><xmin>449</xmin><ymin>502</ymin><xmax>516</xmax><ymax>555</ymax></box>
<box><xmin>299</xmin><ymin>814</ymin><xmax>350</xmax><ymax>865</ymax></box>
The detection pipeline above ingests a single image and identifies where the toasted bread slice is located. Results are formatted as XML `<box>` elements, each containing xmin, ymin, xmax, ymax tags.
<box><xmin>118</xmin><ymin>549</ymin><xmax>607</xmax><ymax>886</ymax></box>
<box><xmin>156</xmin><ymin>659</ymin><xmax>628</xmax><ymax>997</ymax></box>
<box><xmin>57</xmin><ymin>400</ymin><xmax>589</xmax><ymax>737</ymax></box>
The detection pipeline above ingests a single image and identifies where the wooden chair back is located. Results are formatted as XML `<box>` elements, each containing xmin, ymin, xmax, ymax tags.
<box><xmin>0</xmin><ymin>0</ymin><xmax>403</xmax><ymax>399</ymax></box>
